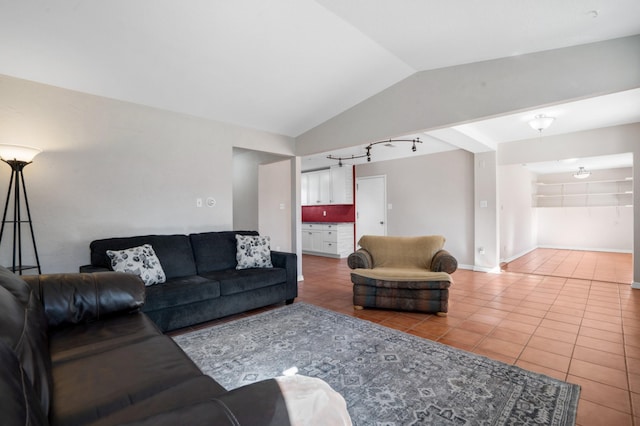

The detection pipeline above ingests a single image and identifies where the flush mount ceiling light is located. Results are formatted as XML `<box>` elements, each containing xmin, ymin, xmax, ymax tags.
<box><xmin>573</xmin><ymin>166</ymin><xmax>591</xmax><ymax>179</ymax></box>
<box><xmin>528</xmin><ymin>114</ymin><xmax>555</xmax><ymax>133</ymax></box>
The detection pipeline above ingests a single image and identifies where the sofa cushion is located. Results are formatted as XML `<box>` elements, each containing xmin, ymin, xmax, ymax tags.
<box><xmin>49</xmin><ymin>335</ymin><xmax>207</xmax><ymax>426</ymax></box>
<box><xmin>201</xmin><ymin>268</ymin><xmax>286</xmax><ymax>296</ymax></box>
<box><xmin>107</xmin><ymin>244</ymin><xmax>167</xmax><ymax>286</ymax></box>
<box><xmin>0</xmin><ymin>340</ymin><xmax>48</xmax><ymax>426</ymax></box>
<box><xmin>236</xmin><ymin>234</ymin><xmax>273</xmax><ymax>269</ymax></box>
<box><xmin>143</xmin><ymin>275</ymin><xmax>220</xmax><ymax>311</ymax></box>
<box><xmin>49</xmin><ymin>313</ymin><xmax>162</xmax><ymax>363</ymax></box>
<box><xmin>0</xmin><ymin>266</ymin><xmax>52</xmax><ymax>415</ymax></box>
<box><xmin>190</xmin><ymin>230</ymin><xmax>258</xmax><ymax>273</ymax></box>
<box><xmin>87</xmin><ymin>375</ymin><xmax>228</xmax><ymax>426</ymax></box>
<box><xmin>90</xmin><ymin>235</ymin><xmax>197</xmax><ymax>279</ymax></box>
<box><xmin>358</xmin><ymin>235</ymin><xmax>445</xmax><ymax>270</ymax></box>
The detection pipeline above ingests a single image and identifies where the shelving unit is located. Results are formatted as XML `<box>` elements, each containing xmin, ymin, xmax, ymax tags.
<box><xmin>533</xmin><ymin>177</ymin><xmax>633</xmax><ymax>208</ymax></box>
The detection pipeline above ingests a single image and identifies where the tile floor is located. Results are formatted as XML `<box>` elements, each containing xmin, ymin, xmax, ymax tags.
<box><xmin>502</xmin><ymin>248</ymin><xmax>632</xmax><ymax>284</ymax></box>
<box><xmin>173</xmin><ymin>249</ymin><xmax>639</xmax><ymax>425</ymax></box>
<box><xmin>297</xmin><ymin>251</ymin><xmax>639</xmax><ymax>426</ymax></box>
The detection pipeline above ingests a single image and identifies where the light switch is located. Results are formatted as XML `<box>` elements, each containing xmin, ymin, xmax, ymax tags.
<box><xmin>196</xmin><ymin>198</ymin><xmax>202</xmax><ymax>207</ymax></box>
<box><xmin>480</xmin><ymin>200</ymin><xmax>488</xmax><ymax>208</ymax></box>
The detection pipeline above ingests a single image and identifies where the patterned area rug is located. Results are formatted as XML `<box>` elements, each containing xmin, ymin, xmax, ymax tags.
<box><xmin>174</xmin><ymin>303</ymin><xmax>580</xmax><ymax>425</ymax></box>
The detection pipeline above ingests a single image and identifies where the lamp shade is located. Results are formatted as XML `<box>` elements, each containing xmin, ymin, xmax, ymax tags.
<box><xmin>0</xmin><ymin>144</ymin><xmax>42</xmax><ymax>163</ymax></box>
<box><xmin>528</xmin><ymin>115</ymin><xmax>555</xmax><ymax>132</ymax></box>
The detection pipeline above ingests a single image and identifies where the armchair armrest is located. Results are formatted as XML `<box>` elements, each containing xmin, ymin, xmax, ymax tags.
<box><xmin>23</xmin><ymin>272</ymin><xmax>145</xmax><ymax>328</ymax></box>
<box><xmin>348</xmin><ymin>249</ymin><xmax>373</xmax><ymax>269</ymax></box>
<box><xmin>431</xmin><ymin>249</ymin><xmax>458</xmax><ymax>274</ymax></box>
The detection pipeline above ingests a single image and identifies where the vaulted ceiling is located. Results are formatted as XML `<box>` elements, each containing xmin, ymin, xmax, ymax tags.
<box><xmin>1</xmin><ymin>1</ymin><xmax>639</xmax><ymax>139</ymax></box>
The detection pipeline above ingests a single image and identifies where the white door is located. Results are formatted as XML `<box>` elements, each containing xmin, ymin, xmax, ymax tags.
<box><xmin>355</xmin><ymin>175</ymin><xmax>387</xmax><ymax>246</ymax></box>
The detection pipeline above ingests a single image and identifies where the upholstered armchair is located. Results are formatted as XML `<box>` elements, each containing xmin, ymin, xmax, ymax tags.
<box><xmin>347</xmin><ymin>235</ymin><xmax>457</xmax><ymax>316</ymax></box>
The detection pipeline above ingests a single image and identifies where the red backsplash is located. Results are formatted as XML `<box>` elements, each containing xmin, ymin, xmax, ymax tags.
<box><xmin>302</xmin><ymin>204</ymin><xmax>355</xmax><ymax>223</ymax></box>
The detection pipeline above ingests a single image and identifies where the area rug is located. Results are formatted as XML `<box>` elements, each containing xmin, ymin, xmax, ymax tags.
<box><xmin>173</xmin><ymin>303</ymin><xmax>580</xmax><ymax>425</ymax></box>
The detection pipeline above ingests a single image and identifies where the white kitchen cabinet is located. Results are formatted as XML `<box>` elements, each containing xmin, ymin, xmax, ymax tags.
<box><xmin>301</xmin><ymin>166</ymin><xmax>353</xmax><ymax>206</ymax></box>
<box><xmin>302</xmin><ymin>223</ymin><xmax>354</xmax><ymax>258</ymax></box>
<box><xmin>329</xmin><ymin>165</ymin><xmax>354</xmax><ymax>204</ymax></box>
<box><xmin>301</xmin><ymin>223</ymin><xmax>324</xmax><ymax>252</ymax></box>
<box><xmin>304</xmin><ymin>169</ymin><xmax>331</xmax><ymax>205</ymax></box>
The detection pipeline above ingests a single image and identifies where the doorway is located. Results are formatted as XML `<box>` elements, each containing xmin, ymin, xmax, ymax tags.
<box><xmin>355</xmin><ymin>175</ymin><xmax>387</xmax><ymax>245</ymax></box>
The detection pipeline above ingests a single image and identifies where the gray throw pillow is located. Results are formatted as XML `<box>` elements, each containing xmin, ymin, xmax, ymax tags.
<box><xmin>106</xmin><ymin>244</ymin><xmax>166</xmax><ymax>286</ymax></box>
<box><xmin>236</xmin><ymin>235</ymin><xmax>273</xmax><ymax>269</ymax></box>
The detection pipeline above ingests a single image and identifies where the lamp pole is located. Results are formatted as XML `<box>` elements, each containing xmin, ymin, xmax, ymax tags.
<box><xmin>0</xmin><ymin>145</ymin><xmax>42</xmax><ymax>274</ymax></box>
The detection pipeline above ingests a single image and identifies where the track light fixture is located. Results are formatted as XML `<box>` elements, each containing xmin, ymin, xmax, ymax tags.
<box><xmin>327</xmin><ymin>138</ymin><xmax>423</xmax><ymax>166</ymax></box>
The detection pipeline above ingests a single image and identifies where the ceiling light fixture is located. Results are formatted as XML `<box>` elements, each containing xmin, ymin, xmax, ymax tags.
<box><xmin>327</xmin><ymin>138</ymin><xmax>423</xmax><ymax>166</ymax></box>
<box><xmin>573</xmin><ymin>166</ymin><xmax>591</xmax><ymax>179</ymax></box>
<box><xmin>528</xmin><ymin>114</ymin><xmax>555</xmax><ymax>133</ymax></box>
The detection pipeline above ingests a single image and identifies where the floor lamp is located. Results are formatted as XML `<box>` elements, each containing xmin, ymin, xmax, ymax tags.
<box><xmin>0</xmin><ymin>144</ymin><xmax>42</xmax><ymax>274</ymax></box>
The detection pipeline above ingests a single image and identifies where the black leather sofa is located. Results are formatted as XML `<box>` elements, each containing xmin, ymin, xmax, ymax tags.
<box><xmin>0</xmin><ymin>266</ymin><xmax>290</xmax><ymax>426</ymax></box>
<box><xmin>80</xmin><ymin>231</ymin><xmax>297</xmax><ymax>332</ymax></box>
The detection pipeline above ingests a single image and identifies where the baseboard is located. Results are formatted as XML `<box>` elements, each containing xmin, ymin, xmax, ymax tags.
<box><xmin>500</xmin><ymin>246</ymin><xmax>537</xmax><ymax>264</ymax></box>
<box><xmin>536</xmin><ymin>245</ymin><xmax>632</xmax><ymax>254</ymax></box>
<box><xmin>297</xmin><ymin>275</ymin><xmax>304</xmax><ymax>282</ymax></box>
<box><xmin>457</xmin><ymin>264</ymin><xmax>475</xmax><ymax>271</ymax></box>
<box><xmin>474</xmin><ymin>266</ymin><xmax>502</xmax><ymax>273</ymax></box>
<box><xmin>632</xmin><ymin>282</ymin><xmax>640</xmax><ymax>290</ymax></box>
<box><xmin>459</xmin><ymin>264</ymin><xmax>501</xmax><ymax>273</ymax></box>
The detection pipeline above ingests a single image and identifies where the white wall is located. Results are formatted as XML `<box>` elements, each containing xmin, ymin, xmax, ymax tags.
<box><xmin>537</xmin><ymin>207</ymin><xmax>633</xmax><ymax>252</ymax></box>
<box><xmin>499</xmin><ymin>124</ymin><xmax>640</xmax><ymax>284</ymax></box>
<box><xmin>259</xmin><ymin>159</ymin><xmax>292</xmax><ymax>252</ymax></box>
<box><xmin>474</xmin><ymin>152</ymin><xmax>499</xmax><ymax>271</ymax></box>
<box><xmin>0</xmin><ymin>74</ymin><xmax>295</xmax><ymax>273</ymax></box>
<box><xmin>296</xmin><ymin>35</ymin><xmax>640</xmax><ymax>277</ymax></box>
<box><xmin>499</xmin><ymin>165</ymin><xmax>537</xmax><ymax>262</ymax></box>
<box><xmin>296</xmin><ymin>36</ymin><xmax>640</xmax><ymax>155</ymax></box>
<box><xmin>355</xmin><ymin>149</ymin><xmax>475</xmax><ymax>267</ymax></box>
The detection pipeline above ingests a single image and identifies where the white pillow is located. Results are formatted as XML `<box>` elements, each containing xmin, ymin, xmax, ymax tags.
<box><xmin>236</xmin><ymin>235</ymin><xmax>273</xmax><ymax>269</ymax></box>
<box><xmin>106</xmin><ymin>244</ymin><xmax>166</xmax><ymax>286</ymax></box>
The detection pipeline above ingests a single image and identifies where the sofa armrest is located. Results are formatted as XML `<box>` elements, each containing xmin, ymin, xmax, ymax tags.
<box><xmin>347</xmin><ymin>249</ymin><xmax>373</xmax><ymax>269</ymax></box>
<box><xmin>113</xmin><ymin>379</ymin><xmax>290</xmax><ymax>426</ymax></box>
<box><xmin>431</xmin><ymin>249</ymin><xmax>458</xmax><ymax>274</ymax></box>
<box><xmin>79</xmin><ymin>264</ymin><xmax>111</xmax><ymax>273</ymax></box>
<box><xmin>22</xmin><ymin>272</ymin><xmax>145</xmax><ymax>328</ymax></box>
<box><xmin>270</xmin><ymin>251</ymin><xmax>298</xmax><ymax>301</ymax></box>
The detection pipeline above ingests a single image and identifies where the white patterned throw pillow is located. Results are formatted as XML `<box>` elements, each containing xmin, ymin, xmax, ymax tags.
<box><xmin>106</xmin><ymin>244</ymin><xmax>167</xmax><ymax>286</ymax></box>
<box><xmin>236</xmin><ymin>234</ymin><xmax>273</xmax><ymax>269</ymax></box>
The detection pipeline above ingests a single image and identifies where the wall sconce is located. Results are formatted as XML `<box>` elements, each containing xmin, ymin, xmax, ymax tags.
<box><xmin>0</xmin><ymin>144</ymin><xmax>42</xmax><ymax>274</ymax></box>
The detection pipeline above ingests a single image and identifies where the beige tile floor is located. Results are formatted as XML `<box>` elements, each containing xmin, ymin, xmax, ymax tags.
<box><xmin>174</xmin><ymin>249</ymin><xmax>639</xmax><ymax>426</ymax></box>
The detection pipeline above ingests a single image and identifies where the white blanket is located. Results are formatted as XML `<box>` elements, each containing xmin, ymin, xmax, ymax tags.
<box><xmin>275</xmin><ymin>375</ymin><xmax>352</xmax><ymax>426</ymax></box>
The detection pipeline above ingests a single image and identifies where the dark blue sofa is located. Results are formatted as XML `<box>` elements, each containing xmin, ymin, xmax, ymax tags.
<box><xmin>80</xmin><ymin>231</ymin><xmax>297</xmax><ymax>332</ymax></box>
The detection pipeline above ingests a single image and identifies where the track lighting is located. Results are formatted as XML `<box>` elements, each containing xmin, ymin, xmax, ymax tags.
<box><xmin>327</xmin><ymin>138</ymin><xmax>423</xmax><ymax>166</ymax></box>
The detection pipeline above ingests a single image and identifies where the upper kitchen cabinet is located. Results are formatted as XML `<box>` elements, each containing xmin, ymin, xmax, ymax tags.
<box><xmin>302</xmin><ymin>165</ymin><xmax>353</xmax><ymax>206</ymax></box>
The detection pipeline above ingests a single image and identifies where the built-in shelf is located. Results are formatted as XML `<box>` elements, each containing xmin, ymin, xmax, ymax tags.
<box><xmin>532</xmin><ymin>173</ymin><xmax>633</xmax><ymax>208</ymax></box>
